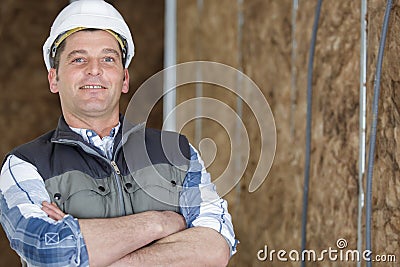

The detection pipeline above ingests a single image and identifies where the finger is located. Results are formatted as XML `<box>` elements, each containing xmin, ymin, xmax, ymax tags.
<box><xmin>50</xmin><ymin>202</ymin><xmax>66</xmax><ymax>216</ymax></box>
<box><xmin>43</xmin><ymin>201</ymin><xmax>64</xmax><ymax>215</ymax></box>
<box><xmin>41</xmin><ymin>201</ymin><xmax>65</xmax><ymax>221</ymax></box>
<box><xmin>42</xmin><ymin>205</ymin><xmax>63</xmax><ymax>221</ymax></box>
<box><xmin>42</xmin><ymin>204</ymin><xmax>64</xmax><ymax>220</ymax></box>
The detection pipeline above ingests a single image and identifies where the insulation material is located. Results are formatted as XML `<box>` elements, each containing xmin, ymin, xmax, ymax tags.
<box><xmin>176</xmin><ymin>0</ymin><xmax>399</xmax><ymax>266</ymax></box>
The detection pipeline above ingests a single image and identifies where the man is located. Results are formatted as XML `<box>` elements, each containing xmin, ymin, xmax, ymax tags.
<box><xmin>0</xmin><ymin>0</ymin><xmax>237</xmax><ymax>266</ymax></box>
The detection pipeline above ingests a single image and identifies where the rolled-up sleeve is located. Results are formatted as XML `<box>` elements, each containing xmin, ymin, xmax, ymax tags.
<box><xmin>0</xmin><ymin>155</ymin><xmax>89</xmax><ymax>266</ymax></box>
<box><xmin>179</xmin><ymin>145</ymin><xmax>238</xmax><ymax>256</ymax></box>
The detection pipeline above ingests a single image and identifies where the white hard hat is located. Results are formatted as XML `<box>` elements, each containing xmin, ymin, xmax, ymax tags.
<box><xmin>43</xmin><ymin>0</ymin><xmax>134</xmax><ymax>71</ymax></box>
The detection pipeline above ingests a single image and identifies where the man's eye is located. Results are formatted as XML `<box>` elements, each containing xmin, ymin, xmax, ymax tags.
<box><xmin>72</xmin><ymin>58</ymin><xmax>85</xmax><ymax>63</ymax></box>
<box><xmin>104</xmin><ymin>57</ymin><xmax>115</xmax><ymax>62</ymax></box>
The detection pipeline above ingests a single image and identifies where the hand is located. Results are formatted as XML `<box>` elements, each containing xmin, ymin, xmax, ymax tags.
<box><xmin>42</xmin><ymin>201</ymin><xmax>65</xmax><ymax>221</ymax></box>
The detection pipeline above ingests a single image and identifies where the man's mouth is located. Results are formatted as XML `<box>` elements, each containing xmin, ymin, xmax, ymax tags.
<box><xmin>80</xmin><ymin>85</ymin><xmax>107</xmax><ymax>89</ymax></box>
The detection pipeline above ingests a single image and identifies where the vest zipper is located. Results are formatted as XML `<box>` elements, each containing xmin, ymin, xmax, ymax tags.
<box><xmin>110</xmin><ymin>160</ymin><xmax>126</xmax><ymax>216</ymax></box>
<box><xmin>111</xmin><ymin>161</ymin><xmax>121</xmax><ymax>175</ymax></box>
<box><xmin>111</xmin><ymin>139</ymin><xmax>127</xmax><ymax>216</ymax></box>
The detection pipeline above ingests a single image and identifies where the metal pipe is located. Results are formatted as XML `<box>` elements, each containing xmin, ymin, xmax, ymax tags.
<box><xmin>357</xmin><ymin>1</ymin><xmax>367</xmax><ymax>266</ymax></box>
<box><xmin>163</xmin><ymin>0</ymin><xmax>177</xmax><ymax>131</ymax></box>
<box><xmin>366</xmin><ymin>1</ymin><xmax>392</xmax><ymax>266</ymax></box>
<box><xmin>301</xmin><ymin>1</ymin><xmax>323</xmax><ymax>266</ymax></box>
<box><xmin>195</xmin><ymin>0</ymin><xmax>204</xmax><ymax>145</ymax></box>
<box><xmin>234</xmin><ymin>0</ymin><xmax>244</xmax><ymax>220</ymax></box>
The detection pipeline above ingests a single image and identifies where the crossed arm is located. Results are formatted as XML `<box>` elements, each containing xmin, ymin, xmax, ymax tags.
<box><xmin>1</xmin><ymin>152</ymin><xmax>235</xmax><ymax>266</ymax></box>
<box><xmin>43</xmin><ymin>202</ymin><xmax>230</xmax><ymax>266</ymax></box>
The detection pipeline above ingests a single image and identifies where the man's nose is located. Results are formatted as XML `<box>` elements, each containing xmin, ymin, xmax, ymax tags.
<box><xmin>86</xmin><ymin>60</ymin><xmax>103</xmax><ymax>76</ymax></box>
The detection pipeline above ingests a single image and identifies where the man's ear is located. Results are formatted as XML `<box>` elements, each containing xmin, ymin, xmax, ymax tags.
<box><xmin>122</xmin><ymin>69</ymin><xmax>130</xmax><ymax>93</ymax></box>
<box><xmin>48</xmin><ymin>68</ymin><xmax>59</xmax><ymax>93</ymax></box>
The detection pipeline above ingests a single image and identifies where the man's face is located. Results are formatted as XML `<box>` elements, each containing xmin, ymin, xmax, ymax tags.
<box><xmin>48</xmin><ymin>30</ymin><xmax>129</xmax><ymax>120</ymax></box>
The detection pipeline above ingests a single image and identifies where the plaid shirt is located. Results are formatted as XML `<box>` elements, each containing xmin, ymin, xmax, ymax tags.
<box><xmin>0</xmin><ymin>126</ymin><xmax>237</xmax><ymax>266</ymax></box>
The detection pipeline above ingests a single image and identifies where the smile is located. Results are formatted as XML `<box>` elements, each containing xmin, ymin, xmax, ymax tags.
<box><xmin>80</xmin><ymin>85</ymin><xmax>106</xmax><ymax>89</ymax></box>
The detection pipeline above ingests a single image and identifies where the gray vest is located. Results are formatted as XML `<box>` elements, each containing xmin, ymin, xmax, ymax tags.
<box><xmin>11</xmin><ymin>117</ymin><xmax>191</xmax><ymax>219</ymax></box>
